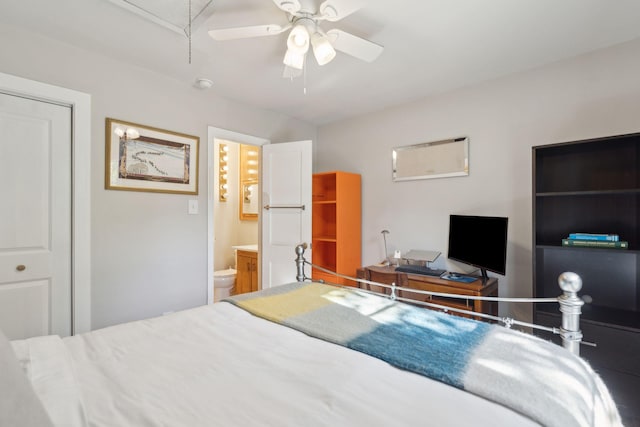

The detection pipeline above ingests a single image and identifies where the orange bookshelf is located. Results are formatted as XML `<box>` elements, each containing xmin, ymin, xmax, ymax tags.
<box><xmin>312</xmin><ymin>171</ymin><xmax>361</xmax><ymax>286</ymax></box>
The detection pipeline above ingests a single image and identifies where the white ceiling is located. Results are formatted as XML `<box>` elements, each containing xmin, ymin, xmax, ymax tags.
<box><xmin>104</xmin><ymin>0</ymin><xmax>215</xmax><ymax>35</ymax></box>
<box><xmin>2</xmin><ymin>0</ymin><xmax>640</xmax><ymax>125</ymax></box>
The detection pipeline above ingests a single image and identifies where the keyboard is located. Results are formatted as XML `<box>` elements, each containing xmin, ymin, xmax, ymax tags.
<box><xmin>395</xmin><ymin>265</ymin><xmax>446</xmax><ymax>277</ymax></box>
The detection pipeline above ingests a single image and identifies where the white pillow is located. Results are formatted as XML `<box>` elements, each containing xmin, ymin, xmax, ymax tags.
<box><xmin>0</xmin><ymin>328</ymin><xmax>53</xmax><ymax>427</ymax></box>
<box><xmin>11</xmin><ymin>335</ymin><xmax>88</xmax><ymax>427</ymax></box>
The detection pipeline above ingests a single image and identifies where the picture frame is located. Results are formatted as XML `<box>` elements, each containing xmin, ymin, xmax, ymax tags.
<box><xmin>105</xmin><ymin>118</ymin><xmax>199</xmax><ymax>194</ymax></box>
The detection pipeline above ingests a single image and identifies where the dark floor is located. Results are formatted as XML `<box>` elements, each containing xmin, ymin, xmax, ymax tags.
<box><xmin>535</xmin><ymin>311</ymin><xmax>640</xmax><ymax>425</ymax></box>
<box><xmin>597</xmin><ymin>367</ymin><xmax>640</xmax><ymax>426</ymax></box>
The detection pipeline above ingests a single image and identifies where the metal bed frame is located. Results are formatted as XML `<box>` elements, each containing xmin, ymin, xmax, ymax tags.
<box><xmin>294</xmin><ymin>243</ymin><xmax>587</xmax><ymax>356</ymax></box>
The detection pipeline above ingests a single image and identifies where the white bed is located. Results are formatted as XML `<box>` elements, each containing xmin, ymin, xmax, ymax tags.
<box><xmin>4</xmin><ymin>282</ymin><xmax>622</xmax><ymax>427</ymax></box>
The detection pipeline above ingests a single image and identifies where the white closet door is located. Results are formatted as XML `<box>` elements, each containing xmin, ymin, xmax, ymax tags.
<box><xmin>0</xmin><ymin>92</ymin><xmax>72</xmax><ymax>339</ymax></box>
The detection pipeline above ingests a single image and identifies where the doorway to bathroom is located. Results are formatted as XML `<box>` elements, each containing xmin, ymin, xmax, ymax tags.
<box><xmin>207</xmin><ymin>127</ymin><xmax>268</xmax><ymax>304</ymax></box>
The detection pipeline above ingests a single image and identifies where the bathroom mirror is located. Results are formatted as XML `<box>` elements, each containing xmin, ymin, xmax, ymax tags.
<box><xmin>239</xmin><ymin>144</ymin><xmax>259</xmax><ymax>221</ymax></box>
<box><xmin>392</xmin><ymin>137</ymin><xmax>469</xmax><ymax>181</ymax></box>
<box><xmin>240</xmin><ymin>180</ymin><xmax>259</xmax><ymax>220</ymax></box>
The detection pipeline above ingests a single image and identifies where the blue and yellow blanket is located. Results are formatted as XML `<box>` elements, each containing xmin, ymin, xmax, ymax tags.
<box><xmin>225</xmin><ymin>282</ymin><xmax>621</xmax><ymax>427</ymax></box>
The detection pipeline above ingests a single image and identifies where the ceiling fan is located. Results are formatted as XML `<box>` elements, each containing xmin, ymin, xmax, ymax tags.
<box><xmin>208</xmin><ymin>0</ymin><xmax>383</xmax><ymax>77</ymax></box>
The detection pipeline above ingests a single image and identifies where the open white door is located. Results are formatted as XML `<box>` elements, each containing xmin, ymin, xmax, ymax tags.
<box><xmin>261</xmin><ymin>140</ymin><xmax>312</xmax><ymax>288</ymax></box>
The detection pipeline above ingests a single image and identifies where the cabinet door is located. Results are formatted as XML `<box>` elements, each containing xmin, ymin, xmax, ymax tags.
<box><xmin>250</xmin><ymin>257</ymin><xmax>258</xmax><ymax>292</ymax></box>
<box><xmin>236</xmin><ymin>253</ymin><xmax>253</xmax><ymax>295</ymax></box>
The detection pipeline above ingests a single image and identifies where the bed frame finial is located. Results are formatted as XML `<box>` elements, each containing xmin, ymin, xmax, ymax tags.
<box><xmin>295</xmin><ymin>243</ymin><xmax>308</xmax><ymax>282</ymax></box>
<box><xmin>557</xmin><ymin>272</ymin><xmax>584</xmax><ymax>356</ymax></box>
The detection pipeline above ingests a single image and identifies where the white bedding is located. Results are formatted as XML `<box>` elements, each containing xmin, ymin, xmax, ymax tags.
<box><xmin>14</xmin><ymin>302</ymin><xmax>540</xmax><ymax>426</ymax></box>
<box><xmin>12</xmin><ymin>336</ymin><xmax>87</xmax><ymax>427</ymax></box>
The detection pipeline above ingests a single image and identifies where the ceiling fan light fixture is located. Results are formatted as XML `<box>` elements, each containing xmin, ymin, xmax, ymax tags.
<box><xmin>311</xmin><ymin>32</ymin><xmax>336</xmax><ymax>66</ymax></box>
<box><xmin>287</xmin><ymin>24</ymin><xmax>310</xmax><ymax>53</ymax></box>
<box><xmin>210</xmin><ymin>1</ymin><xmax>383</xmax><ymax>79</ymax></box>
<box><xmin>283</xmin><ymin>48</ymin><xmax>305</xmax><ymax>70</ymax></box>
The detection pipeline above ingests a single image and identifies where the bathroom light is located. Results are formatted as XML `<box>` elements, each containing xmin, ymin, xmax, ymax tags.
<box><xmin>218</xmin><ymin>143</ymin><xmax>228</xmax><ymax>202</ymax></box>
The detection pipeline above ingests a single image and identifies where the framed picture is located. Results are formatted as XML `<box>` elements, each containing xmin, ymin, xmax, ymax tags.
<box><xmin>105</xmin><ymin>118</ymin><xmax>199</xmax><ymax>194</ymax></box>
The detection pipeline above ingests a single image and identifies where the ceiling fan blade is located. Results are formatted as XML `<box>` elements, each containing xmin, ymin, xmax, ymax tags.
<box><xmin>272</xmin><ymin>0</ymin><xmax>302</xmax><ymax>14</ymax></box>
<box><xmin>208</xmin><ymin>24</ymin><xmax>290</xmax><ymax>41</ymax></box>
<box><xmin>326</xmin><ymin>29</ymin><xmax>383</xmax><ymax>62</ymax></box>
<box><xmin>319</xmin><ymin>0</ymin><xmax>364</xmax><ymax>22</ymax></box>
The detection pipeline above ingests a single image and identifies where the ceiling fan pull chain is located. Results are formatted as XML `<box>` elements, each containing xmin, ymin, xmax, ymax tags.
<box><xmin>303</xmin><ymin>54</ymin><xmax>307</xmax><ymax>95</ymax></box>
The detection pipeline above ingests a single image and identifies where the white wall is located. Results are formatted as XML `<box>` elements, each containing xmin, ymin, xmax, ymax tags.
<box><xmin>0</xmin><ymin>24</ymin><xmax>315</xmax><ymax>329</ymax></box>
<box><xmin>4</xmin><ymin>20</ymin><xmax>639</xmax><ymax>326</ymax></box>
<box><xmin>316</xmin><ymin>38</ymin><xmax>640</xmax><ymax>319</ymax></box>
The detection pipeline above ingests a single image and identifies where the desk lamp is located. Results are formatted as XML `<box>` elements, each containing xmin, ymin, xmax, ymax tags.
<box><xmin>381</xmin><ymin>230</ymin><xmax>390</xmax><ymax>266</ymax></box>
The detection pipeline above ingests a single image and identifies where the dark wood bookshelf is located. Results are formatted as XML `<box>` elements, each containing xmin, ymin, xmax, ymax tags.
<box><xmin>536</xmin><ymin>188</ymin><xmax>640</xmax><ymax>197</ymax></box>
<box><xmin>532</xmin><ymin>132</ymin><xmax>640</xmax><ymax>424</ymax></box>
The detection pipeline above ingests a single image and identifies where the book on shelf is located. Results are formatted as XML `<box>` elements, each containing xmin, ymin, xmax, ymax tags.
<box><xmin>567</xmin><ymin>233</ymin><xmax>619</xmax><ymax>242</ymax></box>
<box><xmin>562</xmin><ymin>238</ymin><xmax>628</xmax><ymax>249</ymax></box>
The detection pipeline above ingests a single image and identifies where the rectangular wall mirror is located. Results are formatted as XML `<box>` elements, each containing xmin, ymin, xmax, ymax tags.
<box><xmin>392</xmin><ymin>137</ymin><xmax>469</xmax><ymax>181</ymax></box>
<box><xmin>239</xmin><ymin>144</ymin><xmax>259</xmax><ymax>220</ymax></box>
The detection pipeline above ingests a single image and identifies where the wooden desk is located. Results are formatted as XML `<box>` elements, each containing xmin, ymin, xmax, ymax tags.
<box><xmin>357</xmin><ymin>265</ymin><xmax>498</xmax><ymax>318</ymax></box>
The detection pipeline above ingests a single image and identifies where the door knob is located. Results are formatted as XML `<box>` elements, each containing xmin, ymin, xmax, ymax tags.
<box><xmin>16</xmin><ymin>265</ymin><xmax>26</xmax><ymax>272</ymax></box>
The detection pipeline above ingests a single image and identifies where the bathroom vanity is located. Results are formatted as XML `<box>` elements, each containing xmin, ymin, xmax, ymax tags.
<box><xmin>233</xmin><ymin>245</ymin><xmax>258</xmax><ymax>295</ymax></box>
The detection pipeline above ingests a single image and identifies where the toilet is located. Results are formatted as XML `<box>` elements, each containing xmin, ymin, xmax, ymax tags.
<box><xmin>213</xmin><ymin>268</ymin><xmax>236</xmax><ymax>302</ymax></box>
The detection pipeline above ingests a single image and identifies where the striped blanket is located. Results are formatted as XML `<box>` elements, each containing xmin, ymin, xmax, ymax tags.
<box><xmin>225</xmin><ymin>282</ymin><xmax>621</xmax><ymax>427</ymax></box>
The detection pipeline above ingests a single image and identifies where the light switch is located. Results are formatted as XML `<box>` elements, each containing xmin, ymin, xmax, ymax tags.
<box><xmin>188</xmin><ymin>199</ymin><xmax>198</xmax><ymax>214</ymax></box>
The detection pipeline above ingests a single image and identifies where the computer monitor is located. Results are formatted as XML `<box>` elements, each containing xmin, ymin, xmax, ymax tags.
<box><xmin>447</xmin><ymin>215</ymin><xmax>508</xmax><ymax>282</ymax></box>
